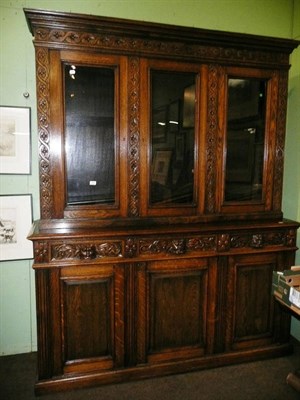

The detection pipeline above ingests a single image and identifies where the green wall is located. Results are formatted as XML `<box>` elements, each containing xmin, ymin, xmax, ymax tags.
<box><xmin>0</xmin><ymin>0</ymin><xmax>299</xmax><ymax>355</ymax></box>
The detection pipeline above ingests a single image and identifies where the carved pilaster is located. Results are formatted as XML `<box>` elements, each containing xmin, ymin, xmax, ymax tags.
<box><xmin>36</xmin><ymin>47</ymin><xmax>52</xmax><ymax>219</ymax></box>
<box><xmin>205</xmin><ymin>65</ymin><xmax>219</xmax><ymax>213</ymax></box>
<box><xmin>273</xmin><ymin>70</ymin><xmax>288</xmax><ymax>211</ymax></box>
<box><xmin>128</xmin><ymin>57</ymin><xmax>140</xmax><ymax>217</ymax></box>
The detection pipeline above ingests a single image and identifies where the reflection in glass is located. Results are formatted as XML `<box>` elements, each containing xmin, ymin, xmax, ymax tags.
<box><xmin>64</xmin><ymin>65</ymin><xmax>115</xmax><ymax>205</ymax></box>
<box><xmin>150</xmin><ymin>71</ymin><xmax>196</xmax><ymax>205</ymax></box>
<box><xmin>225</xmin><ymin>78</ymin><xmax>266</xmax><ymax>202</ymax></box>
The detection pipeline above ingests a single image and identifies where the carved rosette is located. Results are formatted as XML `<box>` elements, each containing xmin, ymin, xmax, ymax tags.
<box><xmin>217</xmin><ymin>234</ymin><xmax>230</xmax><ymax>252</ymax></box>
<box><xmin>32</xmin><ymin>27</ymin><xmax>288</xmax><ymax>67</ymax></box>
<box><xmin>250</xmin><ymin>234</ymin><xmax>263</xmax><ymax>249</ymax></box>
<box><xmin>124</xmin><ymin>238</ymin><xmax>137</xmax><ymax>258</ymax></box>
<box><xmin>34</xmin><ymin>241</ymin><xmax>49</xmax><ymax>263</ymax></box>
<box><xmin>128</xmin><ymin>57</ymin><xmax>140</xmax><ymax>217</ymax></box>
<box><xmin>36</xmin><ymin>47</ymin><xmax>52</xmax><ymax>219</ymax></box>
<box><xmin>286</xmin><ymin>229</ymin><xmax>297</xmax><ymax>247</ymax></box>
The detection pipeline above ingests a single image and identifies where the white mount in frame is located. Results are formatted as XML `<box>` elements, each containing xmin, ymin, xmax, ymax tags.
<box><xmin>0</xmin><ymin>194</ymin><xmax>33</xmax><ymax>261</ymax></box>
<box><xmin>0</xmin><ymin>106</ymin><xmax>31</xmax><ymax>174</ymax></box>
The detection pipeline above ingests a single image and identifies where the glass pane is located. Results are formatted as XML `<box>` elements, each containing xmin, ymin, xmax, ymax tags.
<box><xmin>225</xmin><ymin>78</ymin><xmax>266</xmax><ymax>202</ymax></box>
<box><xmin>150</xmin><ymin>70</ymin><xmax>196</xmax><ymax>205</ymax></box>
<box><xmin>64</xmin><ymin>65</ymin><xmax>115</xmax><ymax>205</ymax></box>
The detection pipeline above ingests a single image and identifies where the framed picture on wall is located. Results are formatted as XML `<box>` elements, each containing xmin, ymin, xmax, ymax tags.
<box><xmin>152</xmin><ymin>150</ymin><xmax>172</xmax><ymax>186</ymax></box>
<box><xmin>0</xmin><ymin>194</ymin><xmax>33</xmax><ymax>261</ymax></box>
<box><xmin>0</xmin><ymin>106</ymin><xmax>31</xmax><ymax>174</ymax></box>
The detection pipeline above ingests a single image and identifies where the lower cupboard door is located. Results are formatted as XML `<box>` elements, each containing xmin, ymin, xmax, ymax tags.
<box><xmin>136</xmin><ymin>258</ymin><xmax>217</xmax><ymax>364</ymax></box>
<box><xmin>227</xmin><ymin>253</ymin><xmax>277</xmax><ymax>350</ymax></box>
<box><xmin>61</xmin><ymin>265</ymin><xmax>125</xmax><ymax>374</ymax></box>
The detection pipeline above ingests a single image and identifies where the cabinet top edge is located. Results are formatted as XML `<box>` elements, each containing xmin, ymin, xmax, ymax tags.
<box><xmin>28</xmin><ymin>218</ymin><xmax>300</xmax><ymax>240</ymax></box>
<box><xmin>23</xmin><ymin>8</ymin><xmax>299</xmax><ymax>54</ymax></box>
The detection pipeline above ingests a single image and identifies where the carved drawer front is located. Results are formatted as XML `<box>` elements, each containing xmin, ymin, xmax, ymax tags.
<box><xmin>51</xmin><ymin>240</ymin><xmax>123</xmax><ymax>262</ymax></box>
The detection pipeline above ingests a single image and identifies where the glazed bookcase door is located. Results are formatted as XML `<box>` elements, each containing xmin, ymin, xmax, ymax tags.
<box><xmin>140</xmin><ymin>59</ymin><xmax>204</xmax><ymax>217</ymax></box>
<box><xmin>39</xmin><ymin>50</ymin><xmax>128</xmax><ymax>219</ymax></box>
<box><xmin>217</xmin><ymin>66</ymin><xmax>284</xmax><ymax>217</ymax></box>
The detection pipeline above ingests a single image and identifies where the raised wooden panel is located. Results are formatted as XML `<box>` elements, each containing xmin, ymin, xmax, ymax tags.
<box><xmin>150</xmin><ymin>272</ymin><xmax>205</xmax><ymax>350</ymax></box>
<box><xmin>60</xmin><ymin>264</ymin><xmax>125</xmax><ymax>374</ymax></box>
<box><xmin>140</xmin><ymin>258</ymin><xmax>210</xmax><ymax>363</ymax></box>
<box><xmin>63</xmin><ymin>279</ymin><xmax>112</xmax><ymax>361</ymax></box>
<box><xmin>227</xmin><ymin>253</ymin><xmax>276</xmax><ymax>350</ymax></box>
<box><xmin>35</xmin><ymin>269</ymin><xmax>62</xmax><ymax>379</ymax></box>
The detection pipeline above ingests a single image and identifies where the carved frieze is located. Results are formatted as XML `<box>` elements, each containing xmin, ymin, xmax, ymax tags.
<box><xmin>37</xmin><ymin>228</ymin><xmax>296</xmax><ymax>264</ymax></box>
<box><xmin>32</xmin><ymin>27</ymin><xmax>288</xmax><ymax>67</ymax></box>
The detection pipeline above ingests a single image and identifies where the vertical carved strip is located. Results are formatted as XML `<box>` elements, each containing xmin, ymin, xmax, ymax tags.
<box><xmin>114</xmin><ymin>265</ymin><xmax>125</xmax><ymax>367</ymax></box>
<box><xmin>124</xmin><ymin>264</ymin><xmax>136</xmax><ymax>366</ymax></box>
<box><xmin>128</xmin><ymin>57</ymin><xmax>140</xmax><ymax>217</ymax></box>
<box><xmin>205</xmin><ymin>65</ymin><xmax>219</xmax><ymax>213</ymax></box>
<box><xmin>36</xmin><ymin>47</ymin><xmax>53</xmax><ymax>218</ymax></box>
<box><xmin>35</xmin><ymin>270</ymin><xmax>53</xmax><ymax>379</ymax></box>
<box><xmin>273</xmin><ymin>70</ymin><xmax>288</xmax><ymax>211</ymax></box>
<box><xmin>136</xmin><ymin>262</ymin><xmax>147</xmax><ymax>364</ymax></box>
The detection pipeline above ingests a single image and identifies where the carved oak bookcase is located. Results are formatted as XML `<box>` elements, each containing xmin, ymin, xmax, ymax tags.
<box><xmin>25</xmin><ymin>8</ymin><xmax>299</xmax><ymax>394</ymax></box>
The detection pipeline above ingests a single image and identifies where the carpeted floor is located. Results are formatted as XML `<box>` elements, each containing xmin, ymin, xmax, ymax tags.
<box><xmin>1</xmin><ymin>343</ymin><xmax>300</xmax><ymax>400</ymax></box>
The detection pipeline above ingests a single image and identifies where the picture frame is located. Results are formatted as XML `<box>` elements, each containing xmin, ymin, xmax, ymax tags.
<box><xmin>0</xmin><ymin>194</ymin><xmax>33</xmax><ymax>261</ymax></box>
<box><xmin>152</xmin><ymin>150</ymin><xmax>172</xmax><ymax>186</ymax></box>
<box><xmin>182</xmin><ymin>84</ymin><xmax>195</xmax><ymax>128</ymax></box>
<box><xmin>0</xmin><ymin>106</ymin><xmax>31</xmax><ymax>174</ymax></box>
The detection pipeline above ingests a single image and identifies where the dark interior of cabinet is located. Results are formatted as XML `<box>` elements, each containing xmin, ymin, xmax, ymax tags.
<box><xmin>225</xmin><ymin>78</ymin><xmax>266</xmax><ymax>202</ymax></box>
<box><xmin>150</xmin><ymin>70</ymin><xmax>196</xmax><ymax>205</ymax></box>
<box><xmin>64</xmin><ymin>65</ymin><xmax>116</xmax><ymax>205</ymax></box>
